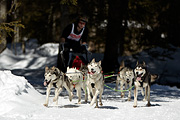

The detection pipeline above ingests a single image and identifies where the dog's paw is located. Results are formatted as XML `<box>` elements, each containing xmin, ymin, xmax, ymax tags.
<box><xmin>128</xmin><ymin>98</ymin><xmax>131</xmax><ymax>101</ymax></box>
<box><xmin>78</xmin><ymin>102</ymin><xmax>81</xmax><ymax>104</ymax></box>
<box><xmin>146</xmin><ymin>102</ymin><xmax>151</xmax><ymax>107</ymax></box>
<box><xmin>95</xmin><ymin>105</ymin><xmax>99</xmax><ymax>108</ymax></box>
<box><xmin>69</xmin><ymin>93</ymin><xmax>73</xmax><ymax>101</ymax></box>
<box><xmin>69</xmin><ymin>97</ymin><xmax>72</xmax><ymax>102</ymax></box>
<box><xmin>143</xmin><ymin>98</ymin><xmax>147</xmax><ymax>102</ymax></box>
<box><xmin>43</xmin><ymin>104</ymin><xmax>48</xmax><ymax>107</ymax></box>
<box><xmin>133</xmin><ymin>105</ymin><xmax>137</xmax><ymax>108</ymax></box>
<box><xmin>99</xmin><ymin>103</ymin><xmax>103</xmax><ymax>106</ymax></box>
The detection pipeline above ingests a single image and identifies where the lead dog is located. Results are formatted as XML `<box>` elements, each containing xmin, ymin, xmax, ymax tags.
<box><xmin>133</xmin><ymin>61</ymin><xmax>158</xmax><ymax>107</ymax></box>
<box><xmin>87</xmin><ymin>58</ymin><xmax>104</xmax><ymax>108</ymax></box>
<box><xmin>43</xmin><ymin>66</ymin><xmax>73</xmax><ymax>107</ymax></box>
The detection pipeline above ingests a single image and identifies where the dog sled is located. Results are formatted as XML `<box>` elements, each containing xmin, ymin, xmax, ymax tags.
<box><xmin>57</xmin><ymin>43</ymin><xmax>92</xmax><ymax>72</ymax></box>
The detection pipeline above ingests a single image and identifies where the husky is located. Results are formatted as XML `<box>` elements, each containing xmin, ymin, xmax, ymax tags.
<box><xmin>66</xmin><ymin>67</ymin><xmax>85</xmax><ymax>104</ymax></box>
<box><xmin>87</xmin><ymin>58</ymin><xmax>104</xmax><ymax>108</ymax></box>
<box><xmin>79</xmin><ymin>63</ymin><xmax>89</xmax><ymax>102</ymax></box>
<box><xmin>124</xmin><ymin>68</ymin><xmax>134</xmax><ymax>101</ymax></box>
<box><xmin>133</xmin><ymin>61</ymin><xmax>158</xmax><ymax>107</ymax></box>
<box><xmin>43</xmin><ymin>66</ymin><xmax>73</xmax><ymax>107</ymax></box>
<box><xmin>116</xmin><ymin>60</ymin><xmax>135</xmax><ymax>101</ymax></box>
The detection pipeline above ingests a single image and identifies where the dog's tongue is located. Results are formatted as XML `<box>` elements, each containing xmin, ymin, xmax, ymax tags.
<box><xmin>90</xmin><ymin>72</ymin><xmax>94</xmax><ymax>75</ymax></box>
<box><xmin>89</xmin><ymin>71</ymin><xmax>95</xmax><ymax>75</ymax></box>
<box><xmin>136</xmin><ymin>77</ymin><xmax>141</xmax><ymax>81</ymax></box>
<box><xmin>43</xmin><ymin>81</ymin><xmax>47</xmax><ymax>86</ymax></box>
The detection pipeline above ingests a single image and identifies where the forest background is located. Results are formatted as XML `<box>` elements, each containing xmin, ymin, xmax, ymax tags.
<box><xmin>0</xmin><ymin>0</ymin><xmax>180</xmax><ymax>73</ymax></box>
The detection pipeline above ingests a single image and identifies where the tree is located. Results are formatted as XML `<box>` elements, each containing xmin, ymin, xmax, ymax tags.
<box><xmin>166</xmin><ymin>0</ymin><xmax>180</xmax><ymax>47</ymax></box>
<box><xmin>0</xmin><ymin>0</ymin><xmax>24</xmax><ymax>53</ymax></box>
<box><xmin>102</xmin><ymin>0</ymin><xmax>128</xmax><ymax>73</ymax></box>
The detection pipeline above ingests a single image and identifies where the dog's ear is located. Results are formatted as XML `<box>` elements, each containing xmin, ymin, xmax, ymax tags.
<box><xmin>45</xmin><ymin>66</ymin><xmax>49</xmax><ymax>72</ymax></box>
<box><xmin>136</xmin><ymin>61</ymin><xmax>139</xmax><ymax>66</ymax></box>
<box><xmin>98</xmin><ymin>60</ymin><xmax>101</xmax><ymax>66</ymax></box>
<box><xmin>52</xmin><ymin>66</ymin><xmax>55</xmax><ymax>70</ymax></box>
<box><xmin>143</xmin><ymin>61</ymin><xmax>146</xmax><ymax>66</ymax></box>
<box><xmin>119</xmin><ymin>60</ymin><xmax>125</xmax><ymax>70</ymax></box>
<box><xmin>55</xmin><ymin>67</ymin><xmax>60</xmax><ymax>74</ymax></box>
<box><xmin>91</xmin><ymin>58</ymin><xmax>95</xmax><ymax>63</ymax></box>
<box><xmin>120</xmin><ymin>60</ymin><xmax>125</xmax><ymax>66</ymax></box>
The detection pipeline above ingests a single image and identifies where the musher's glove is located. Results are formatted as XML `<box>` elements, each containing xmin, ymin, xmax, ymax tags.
<box><xmin>81</xmin><ymin>44</ymin><xmax>88</xmax><ymax>51</ymax></box>
<box><xmin>60</xmin><ymin>43</ymin><xmax>64</xmax><ymax>54</ymax></box>
<box><xmin>81</xmin><ymin>44</ymin><xmax>88</xmax><ymax>54</ymax></box>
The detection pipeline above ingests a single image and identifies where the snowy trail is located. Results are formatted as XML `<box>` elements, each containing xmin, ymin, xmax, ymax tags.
<box><xmin>1</xmin><ymin>76</ymin><xmax>180</xmax><ymax>120</ymax></box>
<box><xmin>30</xmin><ymin>84</ymin><xmax>180</xmax><ymax>120</ymax></box>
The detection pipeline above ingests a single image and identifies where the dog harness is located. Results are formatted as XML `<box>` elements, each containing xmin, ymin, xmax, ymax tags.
<box><xmin>67</xmin><ymin>23</ymin><xmax>85</xmax><ymax>41</ymax></box>
<box><xmin>88</xmin><ymin>72</ymin><xmax>103</xmax><ymax>88</ymax></box>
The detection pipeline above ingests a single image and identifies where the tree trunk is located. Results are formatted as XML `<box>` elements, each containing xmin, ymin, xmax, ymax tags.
<box><xmin>57</xmin><ymin>5</ymin><xmax>70</xmax><ymax>68</ymax></box>
<box><xmin>102</xmin><ymin>0</ymin><xmax>128</xmax><ymax>73</ymax></box>
<box><xmin>167</xmin><ymin>0</ymin><xmax>180</xmax><ymax>47</ymax></box>
<box><xmin>0</xmin><ymin>0</ymin><xmax>7</xmax><ymax>53</ymax></box>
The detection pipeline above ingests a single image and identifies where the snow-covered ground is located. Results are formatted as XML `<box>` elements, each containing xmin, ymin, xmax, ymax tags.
<box><xmin>0</xmin><ymin>39</ymin><xmax>180</xmax><ymax>120</ymax></box>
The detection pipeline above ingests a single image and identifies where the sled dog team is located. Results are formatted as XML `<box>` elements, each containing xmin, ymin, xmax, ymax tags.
<box><xmin>44</xmin><ymin>59</ymin><xmax>158</xmax><ymax>108</ymax></box>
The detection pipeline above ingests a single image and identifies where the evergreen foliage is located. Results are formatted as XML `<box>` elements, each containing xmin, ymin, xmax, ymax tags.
<box><xmin>1</xmin><ymin>0</ymin><xmax>180</xmax><ymax>72</ymax></box>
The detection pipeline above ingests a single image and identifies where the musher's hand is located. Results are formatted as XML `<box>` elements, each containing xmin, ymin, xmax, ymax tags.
<box><xmin>60</xmin><ymin>43</ymin><xmax>64</xmax><ymax>54</ymax></box>
<box><xmin>81</xmin><ymin>44</ymin><xmax>88</xmax><ymax>51</ymax></box>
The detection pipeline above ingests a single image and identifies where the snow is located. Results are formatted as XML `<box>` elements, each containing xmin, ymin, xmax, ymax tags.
<box><xmin>0</xmin><ymin>39</ymin><xmax>180</xmax><ymax>120</ymax></box>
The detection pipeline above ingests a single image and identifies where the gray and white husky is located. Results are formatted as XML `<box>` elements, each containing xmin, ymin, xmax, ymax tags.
<box><xmin>87</xmin><ymin>58</ymin><xmax>104</xmax><ymax>108</ymax></box>
<box><xmin>116</xmin><ymin>60</ymin><xmax>135</xmax><ymax>101</ymax></box>
<box><xmin>43</xmin><ymin>66</ymin><xmax>73</xmax><ymax>107</ymax></box>
<box><xmin>133</xmin><ymin>61</ymin><xmax>158</xmax><ymax>107</ymax></box>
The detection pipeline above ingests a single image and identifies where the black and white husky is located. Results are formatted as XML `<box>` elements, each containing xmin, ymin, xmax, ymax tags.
<box><xmin>43</xmin><ymin>66</ymin><xmax>73</xmax><ymax>107</ymax></box>
<box><xmin>87</xmin><ymin>58</ymin><xmax>104</xmax><ymax>108</ymax></box>
<box><xmin>133</xmin><ymin>61</ymin><xmax>158</xmax><ymax>107</ymax></box>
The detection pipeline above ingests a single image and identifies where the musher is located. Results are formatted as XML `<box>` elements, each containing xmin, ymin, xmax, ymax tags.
<box><xmin>57</xmin><ymin>14</ymin><xmax>89</xmax><ymax>73</ymax></box>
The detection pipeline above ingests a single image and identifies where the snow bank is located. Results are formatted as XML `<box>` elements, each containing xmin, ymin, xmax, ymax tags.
<box><xmin>0</xmin><ymin>71</ymin><xmax>43</xmax><ymax>115</ymax></box>
<box><xmin>0</xmin><ymin>70</ymin><xmax>32</xmax><ymax>97</ymax></box>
